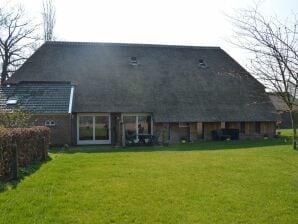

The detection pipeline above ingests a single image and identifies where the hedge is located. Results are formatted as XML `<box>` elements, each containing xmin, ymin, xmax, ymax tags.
<box><xmin>0</xmin><ymin>126</ymin><xmax>50</xmax><ymax>182</ymax></box>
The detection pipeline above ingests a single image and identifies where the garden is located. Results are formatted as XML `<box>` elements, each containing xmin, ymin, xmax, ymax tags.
<box><xmin>0</xmin><ymin>134</ymin><xmax>297</xmax><ymax>223</ymax></box>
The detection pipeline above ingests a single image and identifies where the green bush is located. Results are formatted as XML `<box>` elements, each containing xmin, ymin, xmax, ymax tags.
<box><xmin>0</xmin><ymin>109</ymin><xmax>31</xmax><ymax>128</ymax></box>
<box><xmin>0</xmin><ymin>126</ymin><xmax>50</xmax><ymax>182</ymax></box>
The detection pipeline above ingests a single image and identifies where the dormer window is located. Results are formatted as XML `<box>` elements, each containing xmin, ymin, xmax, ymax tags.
<box><xmin>6</xmin><ymin>97</ymin><xmax>18</xmax><ymax>105</ymax></box>
<box><xmin>199</xmin><ymin>59</ymin><xmax>207</xmax><ymax>68</ymax></box>
<box><xmin>130</xmin><ymin>56</ymin><xmax>138</xmax><ymax>65</ymax></box>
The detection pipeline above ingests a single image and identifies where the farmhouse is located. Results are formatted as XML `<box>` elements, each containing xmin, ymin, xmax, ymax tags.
<box><xmin>268</xmin><ymin>92</ymin><xmax>298</xmax><ymax>128</ymax></box>
<box><xmin>0</xmin><ymin>41</ymin><xmax>278</xmax><ymax>145</ymax></box>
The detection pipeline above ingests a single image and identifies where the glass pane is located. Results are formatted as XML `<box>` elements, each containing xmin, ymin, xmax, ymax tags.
<box><xmin>79</xmin><ymin>116</ymin><xmax>93</xmax><ymax>140</ymax></box>
<box><xmin>138</xmin><ymin>116</ymin><xmax>151</xmax><ymax>134</ymax></box>
<box><xmin>95</xmin><ymin>116</ymin><xmax>109</xmax><ymax>140</ymax></box>
<box><xmin>123</xmin><ymin>116</ymin><xmax>137</xmax><ymax>142</ymax></box>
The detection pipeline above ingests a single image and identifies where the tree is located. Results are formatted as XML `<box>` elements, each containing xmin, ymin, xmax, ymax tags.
<box><xmin>42</xmin><ymin>0</ymin><xmax>56</xmax><ymax>41</ymax></box>
<box><xmin>0</xmin><ymin>4</ymin><xmax>39</xmax><ymax>85</ymax></box>
<box><xmin>228</xmin><ymin>5</ymin><xmax>298</xmax><ymax>149</ymax></box>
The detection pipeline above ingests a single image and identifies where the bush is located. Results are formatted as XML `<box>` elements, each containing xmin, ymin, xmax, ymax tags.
<box><xmin>0</xmin><ymin>109</ymin><xmax>31</xmax><ymax>128</ymax></box>
<box><xmin>0</xmin><ymin>126</ymin><xmax>50</xmax><ymax>182</ymax></box>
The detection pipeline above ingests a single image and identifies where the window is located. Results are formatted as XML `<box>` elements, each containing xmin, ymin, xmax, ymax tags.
<box><xmin>179</xmin><ymin>122</ymin><xmax>189</xmax><ymax>128</ymax></box>
<box><xmin>138</xmin><ymin>115</ymin><xmax>152</xmax><ymax>134</ymax></box>
<box><xmin>123</xmin><ymin>114</ymin><xmax>153</xmax><ymax>143</ymax></box>
<box><xmin>198</xmin><ymin>59</ymin><xmax>207</xmax><ymax>68</ymax></box>
<box><xmin>255</xmin><ymin>122</ymin><xmax>261</xmax><ymax>134</ymax></box>
<box><xmin>95</xmin><ymin>116</ymin><xmax>109</xmax><ymax>140</ymax></box>
<box><xmin>123</xmin><ymin>116</ymin><xmax>137</xmax><ymax>142</ymax></box>
<box><xmin>6</xmin><ymin>97</ymin><xmax>18</xmax><ymax>105</ymax></box>
<box><xmin>45</xmin><ymin>120</ymin><xmax>56</xmax><ymax>126</ymax></box>
<box><xmin>77</xmin><ymin>114</ymin><xmax>111</xmax><ymax>144</ymax></box>
<box><xmin>130</xmin><ymin>56</ymin><xmax>138</xmax><ymax>65</ymax></box>
<box><xmin>240</xmin><ymin>122</ymin><xmax>245</xmax><ymax>134</ymax></box>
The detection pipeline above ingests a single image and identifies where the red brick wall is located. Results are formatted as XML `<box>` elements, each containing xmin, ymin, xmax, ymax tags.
<box><xmin>31</xmin><ymin>114</ymin><xmax>72</xmax><ymax>145</ymax></box>
<box><xmin>154</xmin><ymin>122</ymin><xmax>199</xmax><ymax>143</ymax></box>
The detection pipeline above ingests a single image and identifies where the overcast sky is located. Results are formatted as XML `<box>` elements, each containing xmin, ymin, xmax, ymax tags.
<box><xmin>5</xmin><ymin>0</ymin><xmax>298</xmax><ymax>67</ymax></box>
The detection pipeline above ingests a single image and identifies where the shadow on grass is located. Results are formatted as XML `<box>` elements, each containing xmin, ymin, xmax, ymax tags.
<box><xmin>50</xmin><ymin>138</ymin><xmax>291</xmax><ymax>154</ymax></box>
<box><xmin>0</xmin><ymin>156</ymin><xmax>52</xmax><ymax>193</ymax></box>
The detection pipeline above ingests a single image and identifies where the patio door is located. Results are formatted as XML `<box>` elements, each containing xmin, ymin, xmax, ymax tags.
<box><xmin>77</xmin><ymin>114</ymin><xmax>111</xmax><ymax>144</ymax></box>
<box><xmin>122</xmin><ymin>114</ymin><xmax>153</xmax><ymax>144</ymax></box>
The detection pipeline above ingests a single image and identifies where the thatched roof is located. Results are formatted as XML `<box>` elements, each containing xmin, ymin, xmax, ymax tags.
<box><xmin>6</xmin><ymin>41</ymin><xmax>278</xmax><ymax>122</ymax></box>
<box><xmin>267</xmin><ymin>92</ymin><xmax>298</xmax><ymax>112</ymax></box>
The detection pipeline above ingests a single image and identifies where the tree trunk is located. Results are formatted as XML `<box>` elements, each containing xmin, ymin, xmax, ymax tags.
<box><xmin>1</xmin><ymin>59</ymin><xmax>8</xmax><ymax>86</ymax></box>
<box><xmin>289</xmin><ymin>110</ymin><xmax>297</xmax><ymax>150</ymax></box>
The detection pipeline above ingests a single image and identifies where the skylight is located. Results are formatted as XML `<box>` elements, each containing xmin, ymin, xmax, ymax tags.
<box><xmin>130</xmin><ymin>56</ymin><xmax>138</xmax><ymax>65</ymax></box>
<box><xmin>199</xmin><ymin>59</ymin><xmax>207</xmax><ymax>68</ymax></box>
<box><xmin>6</xmin><ymin>97</ymin><xmax>18</xmax><ymax>105</ymax></box>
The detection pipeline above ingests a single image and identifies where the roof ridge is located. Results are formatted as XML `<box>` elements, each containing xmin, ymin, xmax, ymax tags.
<box><xmin>44</xmin><ymin>41</ymin><xmax>221</xmax><ymax>50</ymax></box>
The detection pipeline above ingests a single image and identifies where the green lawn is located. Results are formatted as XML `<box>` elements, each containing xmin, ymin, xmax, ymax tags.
<box><xmin>0</xmin><ymin>140</ymin><xmax>298</xmax><ymax>224</ymax></box>
<box><xmin>277</xmin><ymin>128</ymin><xmax>296</xmax><ymax>137</ymax></box>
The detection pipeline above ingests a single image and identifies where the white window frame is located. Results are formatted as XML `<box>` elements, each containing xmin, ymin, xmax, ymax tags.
<box><xmin>6</xmin><ymin>97</ymin><xmax>18</xmax><ymax>105</ymax></box>
<box><xmin>122</xmin><ymin>113</ymin><xmax>153</xmax><ymax>142</ymax></box>
<box><xmin>45</xmin><ymin>120</ymin><xmax>56</xmax><ymax>127</ymax></box>
<box><xmin>77</xmin><ymin>113</ymin><xmax>111</xmax><ymax>145</ymax></box>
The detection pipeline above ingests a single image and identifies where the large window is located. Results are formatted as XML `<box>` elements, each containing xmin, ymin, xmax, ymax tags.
<box><xmin>95</xmin><ymin>116</ymin><xmax>109</xmax><ymax>140</ymax></box>
<box><xmin>78</xmin><ymin>114</ymin><xmax>111</xmax><ymax>144</ymax></box>
<box><xmin>123</xmin><ymin>114</ymin><xmax>153</xmax><ymax>143</ymax></box>
<box><xmin>123</xmin><ymin>116</ymin><xmax>137</xmax><ymax>142</ymax></box>
<box><xmin>138</xmin><ymin>115</ymin><xmax>152</xmax><ymax>134</ymax></box>
<box><xmin>79</xmin><ymin>116</ymin><xmax>93</xmax><ymax>141</ymax></box>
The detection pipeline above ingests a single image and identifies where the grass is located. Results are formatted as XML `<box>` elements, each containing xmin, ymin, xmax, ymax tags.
<box><xmin>277</xmin><ymin>128</ymin><xmax>296</xmax><ymax>137</ymax></box>
<box><xmin>0</xmin><ymin>139</ymin><xmax>298</xmax><ymax>223</ymax></box>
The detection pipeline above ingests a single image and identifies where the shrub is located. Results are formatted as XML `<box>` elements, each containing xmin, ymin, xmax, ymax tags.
<box><xmin>0</xmin><ymin>109</ymin><xmax>31</xmax><ymax>128</ymax></box>
<box><xmin>0</xmin><ymin>126</ymin><xmax>50</xmax><ymax>182</ymax></box>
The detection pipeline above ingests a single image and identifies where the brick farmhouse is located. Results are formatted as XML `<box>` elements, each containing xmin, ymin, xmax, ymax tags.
<box><xmin>0</xmin><ymin>41</ymin><xmax>278</xmax><ymax>145</ymax></box>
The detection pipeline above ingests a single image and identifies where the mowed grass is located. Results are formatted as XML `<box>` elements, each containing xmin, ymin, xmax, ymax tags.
<box><xmin>0</xmin><ymin>140</ymin><xmax>298</xmax><ymax>224</ymax></box>
<box><xmin>277</xmin><ymin>128</ymin><xmax>296</xmax><ymax>137</ymax></box>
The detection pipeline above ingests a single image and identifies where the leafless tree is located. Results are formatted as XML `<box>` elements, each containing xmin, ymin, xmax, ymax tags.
<box><xmin>42</xmin><ymin>0</ymin><xmax>56</xmax><ymax>41</ymax></box>
<box><xmin>0</xmin><ymin>4</ymin><xmax>39</xmax><ymax>85</ymax></box>
<box><xmin>228</xmin><ymin>5</ymin><xmax>298</xmax><ymax>149</ymax></box>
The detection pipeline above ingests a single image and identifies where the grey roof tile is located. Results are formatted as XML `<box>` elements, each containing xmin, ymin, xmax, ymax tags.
<box><xmin>0</xmin><ymin>82</ymin><xmax>72</xmax><ymax>113</ymax></box>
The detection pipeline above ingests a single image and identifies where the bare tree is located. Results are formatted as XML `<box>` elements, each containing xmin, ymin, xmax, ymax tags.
<box><xmin>228</xmin><ymin>5</ymin><xmax>298</xmax><ymax>149</ymax></box>
<box><xmin>42</xmin><ymin>0</ymin><xmax>56</xmax><ymax>41</ymax></box>
<box><xmin>0</xmin><ymin>5</ymin><xmax>39</xmax><ymax>85</ymax></box>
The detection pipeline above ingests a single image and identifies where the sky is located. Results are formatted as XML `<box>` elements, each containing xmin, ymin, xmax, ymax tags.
<box><xmin>4</xmin><ymin>0</ymin><xmax>298</xmax><ymax>67</ymax></box>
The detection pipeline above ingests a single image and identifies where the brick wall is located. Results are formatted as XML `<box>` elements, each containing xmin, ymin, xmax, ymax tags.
<box><xmin>231</xmin><ymin>121</ymin><xmax>276</xmax><ymax>139</ymax></box>
<box><xmin>154</xmin><ymin>123</ymin><xmax>170</xmax><ymax>144</ymax></box>
<box><xmin>31</xmin><ymin>114</ymin><xmax>72</xmax><ymax>145</ymax></box>
<box><xmin>155</xmin><ymin>121</ymin><xmax>276</xmax><ymax>143</ymax></box>
<box><xmin>154</xmin><ymin>122</ymin><xmax>199</xmax><ymax>144</ymax></box>
<box><xmin>169</xmin><ymin>123</ymin><xmax>189</xmax><ymax>143</ymax></box>
<box><xmin>202</xmin><ymin>121</ymin><xmax>276</xmax><ymax>140</ymax></box>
